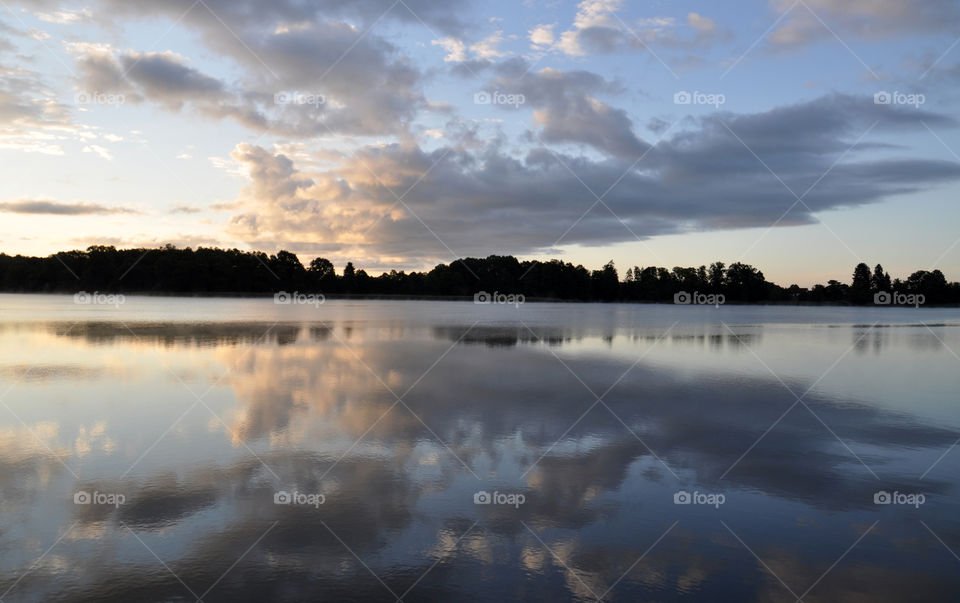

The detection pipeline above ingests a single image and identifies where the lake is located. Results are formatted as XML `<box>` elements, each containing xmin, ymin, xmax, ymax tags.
<box><xmin>1</xmin><ymin>294</ymin><xmax>959</xmax><ymax>601</ymax></box>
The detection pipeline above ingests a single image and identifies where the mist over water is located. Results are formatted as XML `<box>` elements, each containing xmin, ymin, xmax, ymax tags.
<box><xmin>1</xmin><ymin>296</ymin><xmax>959</xmax><ymax>601</ymax></box>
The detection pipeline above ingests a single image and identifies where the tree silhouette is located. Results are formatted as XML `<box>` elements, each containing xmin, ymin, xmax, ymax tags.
<box><xmin>0</xmin><ymin>247</ymin><xmax>957</xmax><ymax>304</ymax></box>
<box><xmin>850</xmin><ymin>262</ymin><xmax>873</xmax><ymax>304</ymax></box>
<box><xmin>871</xmin><ymin>264</ymin><xmax>892</xmax><ymax>293</ymax></box>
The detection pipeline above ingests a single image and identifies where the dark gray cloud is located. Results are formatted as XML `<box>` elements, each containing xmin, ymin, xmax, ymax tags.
<box><xmin>225</xmin><ymin>94</ymin><xmax>960</xmax><ymax>265</ymax></box>
<box><xmin>487</xmin><ymin>59</ymin><xmax>649</xmax><ymax>159</ymax></box>
<box><xmin>0</xmin><ymin>199</ymin><xmax>136</xmax><ymax>215</ymax></box>
<box><xmin>71</xmin><ymin>46</ymin><xmax>226</xmax><ymax>110</ymax></box>
<box><xmin>121</xmin><ymin>52</ymin><xmax>224</xmax><ymax>107</ymax></box>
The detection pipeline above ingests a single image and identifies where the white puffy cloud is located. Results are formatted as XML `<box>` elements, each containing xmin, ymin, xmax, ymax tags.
<box><xmin>432</xmin><ymin>37</ymin><xmax>467</xmax><ymax>63</ymax></box>
<box><xmin>529</xmin><ymin>24</ymin><xmax>556</xmax><ymax>48</ymax></box>
<box><xmin>470</xmin><ymin>31</ymin><xmax>510</xmax><ymax>60</ymax></box>
<box><xmin>432</xmin><ymin>30</ymin><xmax>511</xmax><ymax>64</ymax></box>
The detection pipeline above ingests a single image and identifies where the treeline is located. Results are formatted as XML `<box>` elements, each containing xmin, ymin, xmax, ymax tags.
<box><xmin>0</xmin><ymin>245</ymin><xmax>958</xmax><ymax>305</ymax></box>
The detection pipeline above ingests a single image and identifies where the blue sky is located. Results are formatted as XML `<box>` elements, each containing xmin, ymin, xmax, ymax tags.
<box><xmin>1</xmin><ymin>0</ymin><xmax>959</xmax><ymax>286</ymax></box>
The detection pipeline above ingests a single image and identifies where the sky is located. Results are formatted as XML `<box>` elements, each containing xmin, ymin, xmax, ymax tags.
<box><xmin>1</xmin><ymin>0</ymin><xmax>959</xmax><ymax>287</ymax></box>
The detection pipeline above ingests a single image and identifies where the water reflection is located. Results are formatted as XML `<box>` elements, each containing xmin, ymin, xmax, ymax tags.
<box><xmin>1</xmin><ymin>307</ymin><xmax>959</xmax><ymax>601</ymax></box>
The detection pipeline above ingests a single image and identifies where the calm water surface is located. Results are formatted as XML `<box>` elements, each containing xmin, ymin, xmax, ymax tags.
<box><xmin>1</xmin><ymin>294</ymin><xmax>960</xmax><ymax>601</ymax></box>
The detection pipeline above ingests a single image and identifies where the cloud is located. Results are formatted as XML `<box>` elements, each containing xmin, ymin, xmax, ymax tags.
<box><xmin>432</xmin><ymin>30</ymin><xmax>511</xmax><ymax>65</ymax></box>
<box><xmin>470</xmin><ymin>31</ymin><xmax>510</xmax><ymax>60</ymax></box>
<box><xmin>555</xmin><ymin>0</ymin><xmax>623</xmax><ymax>56</ymax></box>
<box><xmin>69</xmin><ymin>44</ymin><xmax>226</xmax><ymax>111</ymax></box>
<box><xmin>0</xmin><ymin>199</ymin><xmax>136</xmax><ymax>215</ymax></box>
<box><xmin>68</xmin><ymin>233</ymin><xmax>224</xmax><ymax>248</ymax></box>
<box><xmin>121</xmin><ymin>51</ymin><xmax>224</xmax><ymax>109</ymax></box>
<box><xmin>82</xmin><ymin>144</ymin><xmax>113</xmax><ymax>160</ymax></box>
<box><xmin>220</xmin><ymin>94</ymin><xmax>960</xmax><ymax>268</ymax></box>
<box><xmin>57</xmin><ymin>2</ymin><xmax>434</xmax><ymax>138</ymax></box>
<box><xmin>34</xmin><ymin>0</ymin><xmax>471</xmax><ymax>36</ymax></box>
<box><xmin>488</xmin><ymin>60</ymin><xmax>648</xmax><ymax>159</ymax></box>
<box><xmin>66</xmin><ymin>29</ymin><xmax>426</xmax><ymax>137</ymax></box>
<box><xmin>0</xmin><ymin>50</ymin><xmax>83</xmax><ymax>155</ymax></box>
<box><xmin>529</xmin><ymin>23</ymin><xmax>556</xmax><ymax>49</ymax></box>
<box><xmin>550</xmin><ymin>0</ymin><xmax>725</xmax><ymax>57</ymax></box>
<box><xmin>768</xmin><ymin>0</ymin><xmax>960</xmax><ymax>47</ymax></box>
<box><xmin>687</xmin><ymin>12</ymin><xmax>716</xmax><ymax>35</ymax></box>
<box><xmin>170</xmin><ymin>203</ymin><xmax>202</xmax><ymax>214</ymax></box>
<box><xmin>35</xmin><ymin>8</ymin><xmax>93</xmax><ymax>24</ymax></box>
<box><xmin>432</xmin><ymin>37</ymin><xmax>466</xmax><ymax>62</ymax></box>
<box><xmin>226</xmin><ymin>142</ymin><xmax>375</xmax><ymax>253</ymax></box>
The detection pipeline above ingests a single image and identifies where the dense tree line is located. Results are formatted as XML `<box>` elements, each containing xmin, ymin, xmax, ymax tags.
<box><xmin>0</xmin><ymin>246</ymin><xmax>957</xmax><ymax>305</ymax></box>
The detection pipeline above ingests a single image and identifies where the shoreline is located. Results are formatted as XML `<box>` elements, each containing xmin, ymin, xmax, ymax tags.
<box><xmin>1</xmin><ymin>290</ymin><xmax>958</xmax><ymax>308</ymax></box>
